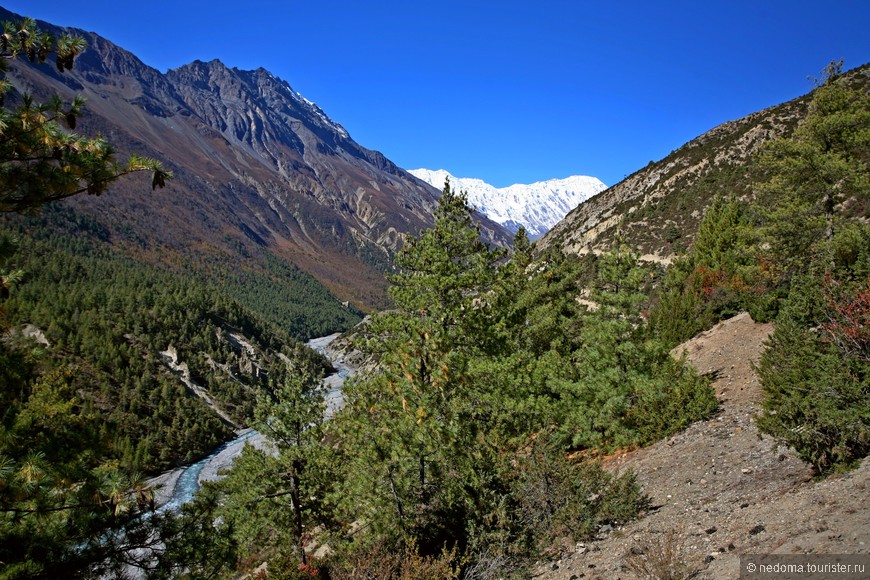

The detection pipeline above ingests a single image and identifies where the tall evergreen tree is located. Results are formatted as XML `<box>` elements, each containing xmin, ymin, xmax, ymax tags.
<box><xmin>755</xmin><ymin>60</ymin><xmax>870</xmax><ymax>279</ymax></box>
<box><xmin>556</xmin><ymin>243</ymin><xmax>716</xmax><ymax>450</ymax></box>
<box><xmin>753</xmin><ymin>61</ymin><xmax>870</xmax><ymax>474</ymax></box>
<box><xmin>335</xmin><ymin>179</ymin><xmax>504</xmax><ymax>553</ymax></box>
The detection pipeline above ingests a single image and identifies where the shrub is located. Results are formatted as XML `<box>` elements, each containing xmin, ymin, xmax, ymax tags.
<box><xmin>507</xmin><ymin>436</ymin><xmax>650</xmax><ymax>555</ymax></box>
<box><xmin>627</xmin><ymin>356</ymin><xmax>718</xmax><ymax>445</ymax></box>
<box><xmin>325</xmin><ymin>538</ymin><xmax>462</xmax><ymax>580</ymax></box>
<box><xmin>757</xmin><ymin>274</ymin><xmax>870</xmax><ymax>473</ymax></box>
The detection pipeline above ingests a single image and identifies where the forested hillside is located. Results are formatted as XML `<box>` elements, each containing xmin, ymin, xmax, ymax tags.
<box><xmin>4</xmin><ymin>220</ymin><xmax>341</xmax><ymax>464</ymax></box>
<box><xmin>0</xmin><ymin>220</ymin><xmax>342</xmax><ymax>575</ymax></box>
<box><xmin>0</xmin><ymin>6</ymin><xmax>511</xmax><ymax>312</ymax></box>
<box><xmin>0</xmin><ymin>15</ymin><xmax>368</xmax><ymax>576</ymax></box>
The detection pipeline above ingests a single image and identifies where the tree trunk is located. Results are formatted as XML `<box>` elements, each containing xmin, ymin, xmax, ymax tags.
<box><xmin>289</xmin><ymin>462</ymin><xmax>306</xmax><ymax>565</ymax></box>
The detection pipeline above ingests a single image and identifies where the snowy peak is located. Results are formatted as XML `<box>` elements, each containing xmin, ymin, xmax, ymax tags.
<box><xmin>409</xmin><ymin>169</ymin><xmax>607</xmax><ymax>238</ymax></box>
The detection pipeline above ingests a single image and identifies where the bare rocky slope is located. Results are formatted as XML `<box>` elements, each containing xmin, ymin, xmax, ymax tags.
<box><xmin>535</xmin><ymin>312</ymin><xmax>869</xmax><ymax>579</ymax></box>
<box><xmin>1</xmin><ymin>8</ymin><xmax>510</xmax><ymax>310</ymax></box>
<box><xmin>538</xmin><ymin>64</ymin><xmax>870</xmax><ymax>261</ymax></box>
<box><xmin>536</xmin><ymin>103</ymin><xmax>806</xmax><ymax>260</ymax></box>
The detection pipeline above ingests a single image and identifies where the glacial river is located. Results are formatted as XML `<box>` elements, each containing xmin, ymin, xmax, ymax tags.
<box><xmin>151</xmin><ymin>332</ymin><xmax>352</xmax><ymax>511</ymax></box>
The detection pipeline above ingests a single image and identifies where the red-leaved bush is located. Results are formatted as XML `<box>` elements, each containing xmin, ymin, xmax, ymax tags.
<box><xmin>821</xmin><ymin>274</ymin><xmax>870</xmax><ymax>361</ymax></box>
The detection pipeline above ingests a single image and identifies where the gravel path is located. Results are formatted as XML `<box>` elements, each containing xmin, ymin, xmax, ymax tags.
<box><xmin>535</xmin><ymin>312</ymin><xmax>869</xmax><ymax>579</ymax></box>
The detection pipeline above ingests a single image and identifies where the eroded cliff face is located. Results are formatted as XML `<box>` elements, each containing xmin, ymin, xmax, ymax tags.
<box><xmin>3</xmin><ymin>9</ymin><xmax>510</xmax><ymax>309</ymax></box>
<box><xmin>163</xmin><ymin>58</ymin><xmax>443</xmax><ymax>251</ymax></box>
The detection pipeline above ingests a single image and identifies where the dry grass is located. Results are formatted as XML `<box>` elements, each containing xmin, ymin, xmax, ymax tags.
<box><xmin>624</xmin><ymin>529</ymin><xmax>700</xmax><ymax>580</ymax></box>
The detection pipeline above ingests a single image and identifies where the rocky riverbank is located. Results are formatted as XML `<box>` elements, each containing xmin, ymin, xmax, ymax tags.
<box><xmin>148</xmin><ymin>332</ymin><xmax>354</xmax><ymax>510</ymax></box>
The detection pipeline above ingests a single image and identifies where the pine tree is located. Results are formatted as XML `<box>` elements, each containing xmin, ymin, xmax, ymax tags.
<box><xmin>0</xmin><ymin>17</ymin><xmax>170</xmax><ymax>212</ymax></box>
<box><xmin>556</xmin><ymin>243</ymin><xmax>716</xmax><ymax>450</ymax></box>
<box><xmin>751</xmin><ymin>62</ymin><xmax>870</xmax><ymax>474</ymax></box>
<box><xmin>555</xmin><ymin>243</ymin><xmax>651</xmax><ymax>450</ymax></box>
<box><xmin>755</xmin><ymin>60</ymin><xmax>870</xmax><ymax>279</ymax></box>
<box><xmin>757</xmin><ymin>272</ymin><xmax>869</xmax><ymax>473</ymax></box>
<box><xmin>249</xmin><ymin>364</ymin><xmax>328</xmax><ymax>565</ymax></box>
<box><xmin>335</xmin><ymin>179</ymin><xmax>504</xmax><ymax>553</ymax></box>
<box><xmin>648</xmin><ymin>195</ymin><xmax>763</xmax><ymax>346</ymax></box>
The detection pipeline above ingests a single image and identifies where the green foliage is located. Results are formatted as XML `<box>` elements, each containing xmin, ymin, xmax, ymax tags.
<box><xmin>0</xmin><ymin>17</ymin><xmax>185</xmax><ymax>574</ymax></box>
<box><xmin>0</xmin><ymin>355</ymin><xmax>162</xmax><ymax>578</ymax></box>
<box><xmin>0</xmin><ymin>17</ymin><xmax>170</xmax><ymax>212</ymax></box>
<box><xmin>643</xmin><ymin>62</ymin><xmax>869</xmax><ymax>477</ymax></box>
<box><xmin>754</xmin><ymin>60</ymin><xmax>870</xmax><ymax>280</ymax></box>
<box><xmin>386</xmin><ymin>179</ymin><xmax>504</xmax><ymax>340</ymax></box>
<box><xmin>756</xmin><ymin>272</ymin><xmax>869</xmax><ymax>473</ymax></box>
<box><xmin>220</xmin><ymin>251</ymin><xmax>363</xmax><ymax>339</ymax></box>
<box><xmin>626</xmin><ymin>355</ymin><xmax>719</xmax><ymax>444</ymax></box>
<box><xmin>261</xmin><ymin>185</ymin><xmax>712</xmax><ymax>575</ymax></box>
<box><xmin>751</xmin><ymin>62</ymin><xmax>870</xmax><ymax>474</ymax></box>
<box><xmin>555</xmin><ymin>243</ymin><xmax>716</xmax><ymax>451</ymax></box>
<box><xmin>503</xmin><ymin>435</ymin><xmax>649</xmax><ymax>556</ymax></box>
<box><xmin>13</xmin><ymin>44</ymin><xmax>867</xmax><ymax>577</ymax></box>
<box><xmin>648</xmin><ymin>196</ymin><xmax>765</xmax><ymax>347</ymax></box>
<box><xmin>98</xmin><ymin>60</ymin><xmax>865</xmax><ymax>575</ymax></box>
<box><xmin>0</xmin><ymin>231</ymin><xmax>335</xmax><ymax>575</ymax></box>
<box><xmin>2</xmin><ymin>233</ymin><xmax>308</xmax><ymax>471</ymax></box>
<box><xmin>11</xmin><ymin>202</ymin><xmax>363</xmax><ymax>341</ymax></box>
<box><xmin>0</xmin><ymin>232</ymin><xmax>23</xmax><ymax>300</ymax></box>
<box><xmin>106</xmin><ymin>486</ymin><xmax>239</xmax><ymax>580</ymax></box>
<box><xmin>331</xmin><ymin>181</ymin><xmax>506</xmax><ymax>555</ymax></box>
<box><xmin>0</xmin><ymin>17</ymin><xmax>85</xmax><ymax>73</ymax></box>
<box><xmin>213</xmin><ymin>361</ymin><xmax>332</xmax><ymax>569</ymax></box>
<box><xmin>755</xmin><ymin>221</ymin><xmax>870</xmax><ymax>474</ymax></box>
<box><xmin>0</xmin><ymin>15</ymin><xmax>348</xmax><ymax>578</ymax></box>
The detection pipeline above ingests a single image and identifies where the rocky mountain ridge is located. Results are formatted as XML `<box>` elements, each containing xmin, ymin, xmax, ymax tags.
<box><xmin>536</xmin><ymin>66</ymin><xmax>870</xmax><ymax>259</ymax></box>
<box><xmin>536</xmin><ymin>95</ymin><xmax>808</xmax><ymax>258</ymax></box>
<box><xmin>410</xmin><ymin>168</ymin><xmax>607</xmax><ymax>238</ymax></box>
<box><xmin>1</xmin><ymin>8</ymin><xmax>511</xmax><ymax>311</ymax></box>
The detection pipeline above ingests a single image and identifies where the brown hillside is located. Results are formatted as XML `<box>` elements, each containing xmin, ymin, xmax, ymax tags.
<box><xmin>537</xmin><ymin>64</ymin><xmax>870</xmax><ymax>261</ymax></box>
<box><xmin>0</xmin><ymin>8</ymin><xmax>510</xmax><ymax>311</ymax></box>
<box><xmin>536</xmin><ymin>312</ymin><xmax>870</xmax><ymax>579</ymax></box>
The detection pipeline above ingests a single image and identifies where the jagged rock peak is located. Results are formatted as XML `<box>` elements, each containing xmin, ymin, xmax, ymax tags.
<box><xmin>167</xmin><ymin>59</ymin><xmax>349</xmax><ymax>140</ymax></box>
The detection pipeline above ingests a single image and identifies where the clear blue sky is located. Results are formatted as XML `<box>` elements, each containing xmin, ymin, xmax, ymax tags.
<box><xmin>5</xmin><ymin>1</ymin><xmax>870</xmax><ymax>187</ymax></box>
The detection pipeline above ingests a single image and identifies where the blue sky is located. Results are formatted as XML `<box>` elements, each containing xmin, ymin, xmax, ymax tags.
<box><xmin>5</xmin><ymin>1</ymin><xmax>870</xmax><ymax>187</ymax></box>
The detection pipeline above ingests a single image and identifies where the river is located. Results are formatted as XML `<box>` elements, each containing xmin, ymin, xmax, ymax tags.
<box><xmin>149</xmin><ymin>332</ymin><xmax>352</xmax><ymax>511</ymax></box>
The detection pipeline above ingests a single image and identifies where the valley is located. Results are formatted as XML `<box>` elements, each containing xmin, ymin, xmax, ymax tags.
<box><xmin>0</xmin><ymin>7</ymin><xmax>867</xmax><ymax>580</ymax></box>
<box><xmin>151</xmin><ymin>332</ymin><xmax>357</xmax><ymax>513</ymax></box>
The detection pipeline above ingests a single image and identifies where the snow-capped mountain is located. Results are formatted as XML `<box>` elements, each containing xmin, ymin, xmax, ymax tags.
<box><xmin>409</xmin><ymin>169</ymin><xmax>607</xmax><ymax>239</ymax></box>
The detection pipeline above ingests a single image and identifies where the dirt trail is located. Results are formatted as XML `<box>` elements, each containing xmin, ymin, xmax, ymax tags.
<box><xmin>536</xmin><ymin>312</ymin><xmax>869</xmax><ymax>579</ymax></box>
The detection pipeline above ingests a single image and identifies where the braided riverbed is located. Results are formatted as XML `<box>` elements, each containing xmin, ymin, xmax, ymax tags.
<box><xmin>149</xmin><ymin>332</ymin><xmax>352</xmax><ymax>511</ymax></box>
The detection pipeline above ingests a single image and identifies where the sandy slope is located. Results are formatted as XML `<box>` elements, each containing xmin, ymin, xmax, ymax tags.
<box><xmin>536</xmin><ymin>312</ymin><xmax>869</xmax><ymax>579</ymax></box>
